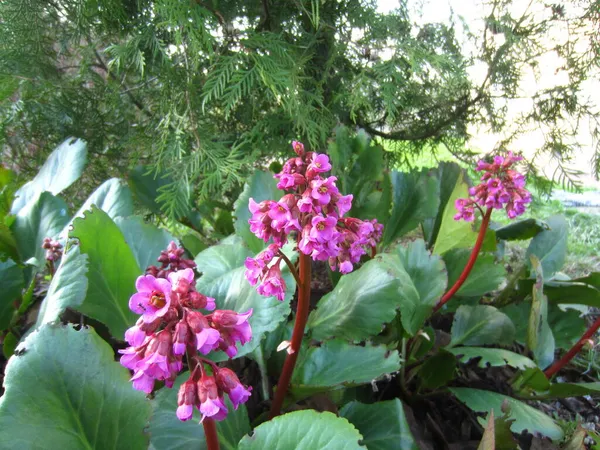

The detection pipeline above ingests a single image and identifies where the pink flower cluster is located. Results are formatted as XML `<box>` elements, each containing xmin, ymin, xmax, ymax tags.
<box><xmin>120</xmin><ymin>244</ymin><xmax>252</xmax><ymax>423</ymax></box>
<box><xmin>146</xmin><ymin>241</ymin><xmax>196</xmax><ymax>278</ymax></box>
<box><xmin>245</xmin><ymin>141</ymin><xmax>383</xmax><ymax>299</ymax></box>
<box><xmin>42</xmin><ymin>237</ymin><xmax>63</xmax><ymax>262</ymax></box>
<box><xmin>454</xmin><ymin>152</ymin><xmax>532</xmax><ymax>221</ymax></box>
<box><xmin>176</xmin><ymin>366</ymin><xmax>251</xmax><ymax>422</ymax></box>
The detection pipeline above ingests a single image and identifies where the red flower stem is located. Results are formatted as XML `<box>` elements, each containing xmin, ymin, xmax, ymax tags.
<box><xmin>269</xmin><ymin>252</ymin><xmax>312</xmax><ymax>418</ymax></box>
<box><xmin>544</xmin><ymin>315</ymin><xmax>600</xmax><ymax>378</ymax></box>
<box><xmin>433</xmin><ymin>207</ymin><xmax>492</xmax><ymax>313</ymax></box>
<box><xmin>277</xmin><ymin>250</ymin><xmax>300</xmax><ymax>286</ymax></box>
<box><xmin>203</xmin><ymin>419</ymin><xmax>220</xmax><ymax>450</ymax></box>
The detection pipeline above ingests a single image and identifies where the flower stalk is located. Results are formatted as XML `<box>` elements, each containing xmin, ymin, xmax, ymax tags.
<box><xmin>203</xmin><ymin>419</ymin><xmax>220</xmax><ymax>450</ymax></box>
<box><xmin>544</xmin><ymin>315</ymin><xmax>600</xmax><ymax>378</ymax></box>
<box><xmin>434</xmin><ymin>208</ymin><xmax>492</xmax><ymax>312</ymax></box>
<box><xmin>269</xmin><ymin>252</ymin><xmax>312</xmax><ymax>418</ymax></box>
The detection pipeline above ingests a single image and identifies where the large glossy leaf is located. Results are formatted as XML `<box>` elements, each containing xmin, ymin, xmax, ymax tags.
<box><xmin>0</xmin><ymin>259</ymin><xmax>23</xmax><ymax>329</ymax></box>
<box><xmin>418</xmin><ymin>349</ymin><xmax>457</xmax><ymax>390</ymax></box>
<box><xmin>11</xmin><ymin>138</ymin><xmax>87</xmax><ymax>214</ymax></box>
<box><xmin>148</xmin><ymin>374</ymin><xmax>250</xmax><ymax>450</ymax></box>
<box><xmin>423</xmin><ymin>162</ymin><xmax>463</xmax><ymax>247</ymax></box>
<box><xmin>233</xmin><ymin>170</ymin><xmax>281</xmax><ymax>253</ymax></box>
<box><xmin>238</xmin><ymin>410</ymin><xmax>365</xmax><ymax>450</ymax></box>
<box><xmin>35</xmin><ymin>246</ymin><xmax>88</xmax><ymax>327</ymax></box>
<box><xmin>290</xmin><ymin>340</ymin><xmax>401</xmax><ymax>395</ymax></box>
<box><xmin>433</xmin><ymin>173</ymin><xmax>478</xmax><ymax>255</ymax></box>
<box><xmin>195</xmin><ymin>241</ymin><xmax>295</xmax><ymax>360</ymax></box>
<box><xmin>382</xmin><ymin>169</ymin><xmax>439</xmax><ymax>246</ymax></box>
<box><xmin>496</xmin><ymin>219</ymin><xmax>549</xmax><ymax>241</ymax></box>
<box><xmin>502</xmin><ymin>302</ymin><xmax>586</xmax><ymax>350</ymax></box>
<box><xmin>306</xmin><ymin>255</ymin><xmax>409</xmax><ymax>341</ymax></box>
<box><xmin>116</xmin><ymin>216</ymin><xmax>176</xmax><ymax>272</ymax></box>
<box><xmin>70</xmin><ymin>206</ymin><xmax>140</xmax><ymax>337</ymax></box>
<box><xmin>443</xmin><ymin>249</ymin><xmax>506</xmax><ymax>298</ymax></box>
<box><xmin>10</xmin><ymin>192</ymin><xmax>70</xmax><ymax>267</ymax></box>
<box><xmin>449</xmin><ymin>305</ymin><xmax>515</xmax><ymax>347</ymax></box>
<box><xmin>394</xmin><ymin>240</ymin><xmax>447</xmax><ymax>334</ymax></box>
<box><xmin>527</xmin><ymin>256</ymin><xmax>555</xmax><ymax>369</ymax></box>
<box><xmin>448</xmin><ymin>347</ymin><xmax>536</xmax><ymax>370</ymax></box>
<box><xmin>73</xmin><ymin>178</ymin><xmax>133</xmax><ymax>221</ymax></box>
<box><xmin>0</xmin><ymin>324</ymin><xmax>151</xmax><ymax>449</ymax></box>
<box><xmin>339</xmin><ymin>399</ymin><xmax>418</xmax><ymax>450</ymax></box>
<box><xmin>450</xmin><ymin>388</ymin><xmax>563</xmax><ymax>440</ymax></box>
<box><xmin>525</xmin><ymin>215</ymin><xmax>568</xmax><ymax>279</ymax></box>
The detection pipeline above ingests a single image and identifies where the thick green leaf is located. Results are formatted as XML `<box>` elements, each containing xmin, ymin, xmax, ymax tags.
<box><xmin>545</xmin><ymin>382</ymin><xmax>600</xmax><ymax>398</ymax></box>
<box><xmin>2</xmin><ymin>331</ymin><xmax>17</xmax><ymax>359</ymax></box>
<box><xmin>448</xmin><ymin>347</ymin><xmax>536</xmax><ymax>370</ymax></box>
<box><xmin>11</xmin><ymin>192</ymin><xmax>70</xmax><ymax>267</ymax></box>
<box><xmin>238</xmin><ymin>410</ymin><xmax>365</xmax><ymax>450</ymax></box>
<box><xmin>291</xmin><ymin>340</ymin><xmax>401</xmax><ymax>394</ymax></box>
<box><xmin>339</xmin><ymin>399</ymin><xmax>418</xmax><ymax>450</ymax></box>
<box><xmin>443</xmin><ymin>249</ymin><xmax>506</xmax><ymax>298</ymax></box>
<box><xmin>517</xmin><ymin>277</ymin><xmax>600</xmax><ymax>308</ymax></box>
<box><xmin>502</xmin><ymin>301</ymin><xmax>586</xmax><ymax>350</ymax></box>
<box><xmin>0</xmin><ymin>221</ymin><xmax>19</xmax><ymax>262</ymax></box>
<box><xmin>0</xmin><ymin>259</ymin><xmax>23</xmax><ymax>329</ymax></box>
<box><xmin>0</xmin><ymin>324</ymin><xmax>151</xmax><ymax>449</ymax></box>
<box><xmin>382</xmin><ymin>169</ymin><xmax>439</xmax><ymax>245</ymax></box>
<box><xmin>306</xmin><ymin>255</ymin><xmax>409</xmax><ymax>341</ymax></box>
<box><xmin>526</xmin><ymin>215</ymin><xmax>568</xmax><ymax>279</ymax></box>
<box><xmin>11</xmin><ymin>138</ymin><xmax>87</xmax><ymax>214</ymax></box>
<box><xmin>496</xmin><ymin>219</ymin><xmax>549</xmax><ymax>241</ymax></box>
<box><xmin>352</xmin><ymin>171</ymin><xmax>392</xmax><ymax>224</ymax></box>
<box><xmin>35</xmin><ymin>246</ymin><xmax>88</xmax><ymax>327</ymax></box>
<box><xmin>70</xmin><ymin>178</ymin><xmax>133</xmax><ymax>225</ymax></box>
<box><xmin>450</xmin><ymin>388</ymin><xmax>563</xmax><ymax>440</ymax></box>
<box><xmin>527</xmin><ymin>256</ymin><xmax>555</xmax><ymax>369</ymax></box>
<box><xmin>195</xmin><ymin>241</ymin><xmax>295</xmax><ymax>360</ymax></box>
<box><xmin>129</xmin><ymin>165</ymin><xmax>172</xmax><ymax>214</ymax></box>
<box><xmin>449</xmin><ymin>305</ymin><xmax>515</xmax><ymax>347</ymax></box>
<box><xmin>419</xmin><ymin>349</ymin><xmax>457</xmax><ymax>390</ymax></box>
<box><xmin>70</xmin><ymin>206</ymin><xmax>140</xmax><ymax>337</ymax></box>
<box><xmin>181</xmin><ymin>232</ymin><xmax>208</xmax><ymax>257</ymax></box>
<box><xmin>394</xmin><ymin>240</ymin><xmax>447</xmax><ymax>333</ymax></box>
<box><xmin>148</xmin><ymin>374</ymin><xmax>250</xmax><ymax>450</ymax></box>
<box><xmin>233</xmin><ymin>170</ymin><xmax>281</xmax><ymax>253</ymax></box>
<box><xmin>424</xmin><ymin>162</ymin><xmax>463</xmax><ymax>247</ymax></box>
<box><xmin>115</xmin><ymin>216</ymin><xmax>176</xmax><ymax>272</ymax></box>
<box><xmin>433</xmin><ymin>173</ymin><xmax>478</xmax><ymax>255</ymax></box>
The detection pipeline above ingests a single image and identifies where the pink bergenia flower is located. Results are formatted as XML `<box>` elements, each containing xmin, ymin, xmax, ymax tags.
<box><xmin>198</xmin><ymin>375</ymin><xmax>228</xmax><ymax>422</ymax></box>
<box><xmin>216</xmin><ymin>368</ymin><xmax>253</xmax><ymax>410</ymax></box>
<box><xmin>121</xmin><ymin>242</ymin><xmax>253</xmax><ymax>423</ymax></box>
<box><xmin>256</xmin><ymin>264</ymin><xmax>286</xmax><ymax>301</ymax></box>
<box><xmin>129</xmin><ymin>275</ymin><xmax>172</xmax><ymax>323</ymax></box>
<box><xmin>310</xmin><ymin>215</ymin><xmax>339</xmax><ymax>242</ymax></box>
<box><xmin>310</xmin><ymin>176</ymin><xmax>339</xmax><ymax>205</ymax></box>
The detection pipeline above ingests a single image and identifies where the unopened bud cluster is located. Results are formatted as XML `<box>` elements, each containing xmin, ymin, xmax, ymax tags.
<box><xmin>455</xmin><ymin>152</ymin><xmax>532</xmax><ymax>221</ymax></box>
<box><xmin>121</xmin><ymin>242</ymin><xmax>252</xmax><ymax>423</ymax></box>
<box><xmin>42</xmin><ymin>237</ymin><xmax>63</xmax><ymax>262</ymax></box>
<box><xmin>146</xmin><ymin>241</ymin><xmax>196</xmax><ymax>278</ymax></box>
<box><xmin>245</xmin><ymin>141</ymin><xmax>383</xmax><ymax>300</ymax></box>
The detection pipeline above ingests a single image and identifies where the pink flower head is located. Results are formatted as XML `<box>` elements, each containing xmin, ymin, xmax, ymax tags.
<box><xmin>187</xmin><ymin>311</ymin><xmax>221</xmax><ymax>354</ymax></box>
<box><xmin>197</xmin><ymin>375</ymin><xmax>228</xmax><ymax>422</ymax></box>
<box><xmin>212</xmin><ymin>309</ymin><xmax>253</xmax><ymax>358</ymax></box>
<box><xmin>307</xmin><ymin>153</ymin><xmax>332</xmax><ymax>174</ymax></box>
<box><xmin>176</xmin><ymin>379</ymin><xmax>198</xmax><ymax>421</ymax></box>
<box><xmin>310</xmin><ymin>176</ymin><xmax>339</xmax><ymax>205</ymax></box>
<box><xmin>129</xmin><ymin>275</ymin><xmax>172</xmax><ymax>323</ymax></box>
<box><xmin>456</xmin><ymin>151</ymin><xmax>531</xmax><ymax>221</ymax></box>
<box><xmin>216</xmin><ymin>367</ymin><xmax>252</xmax><ymax>410</ymax></box>
<box><xmin>310</xmin><ymin>215</ymin><xmax>339</xmax><ymax>242</ymax></box>
<box><xmin>292</xmin><ymin>140</ymin><xmax>305</xmax><ymax>156</ymax></box>
<box><xmin>256</xmin><ymin>264</ymin><xmax>286</xmax><ymax>301</ymax></box>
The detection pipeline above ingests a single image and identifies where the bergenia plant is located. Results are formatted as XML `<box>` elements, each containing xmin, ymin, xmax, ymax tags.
<box><xmin>244</xmin><ymin>141</ymin><xmax>383</xmax><ymax>417</ymax></box>
<box><xmin>120</xmin><ymin>241</ymin><xmax>252</xmax><ymax>448</ymax></box>
<box><xmin>435</xmin><ymin>152</ymin><xmax>532</xmax><ymax>311</ymax></box>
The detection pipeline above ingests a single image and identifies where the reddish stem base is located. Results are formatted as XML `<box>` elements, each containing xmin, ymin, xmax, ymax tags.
<box><xmin>544</xmin><ymin>315</ymin><xmax>600</xmax><ymax>378</ymax></box>
<box><xmin>269</xmin><ymin>252</ymin><xmax>312</xmax><ymax>418</ymax></box>
<box><xmin>434</xmin><ymin>208</ymin><xmax>492</xmax><ymax>313</ymax></box>
<box><xmin>203</xmin><ymin>418</ymin><xmax>220</xmax><ymax>450</ymax></box>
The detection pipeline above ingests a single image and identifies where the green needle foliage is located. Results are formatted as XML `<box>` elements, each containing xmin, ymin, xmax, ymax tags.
<box><xmin>1</xmin><ymin>0</ymin><xmax>599</xmax><ymax>216</ymax></box>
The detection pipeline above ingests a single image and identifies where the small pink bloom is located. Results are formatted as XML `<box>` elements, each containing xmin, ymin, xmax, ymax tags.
<box><xmin>130</xmin><ymin>370</ymin><xmax>155</xmax><ymax>394</ymax></box>
<box><xmin>336</xmin><ymin>194</ymin><xmax>353</xmax><ymax>217</ymax></box>
<box><xmin>129</xmin><ymin>275</ymin><xmax>172</xmax><ymax>323</ymax></box>
<box><xmin>187</xmin><ymin>311</ymin><xmax>221</xmax><ymax>354</ymax></box>
<box><xmin>197</xmin><ymin>375</ymin><xmax>228</xmax><ymax>422</ymax></box>
<box><xmin>216</xmin><ymin>368</ymin><xmax>252</xmax><ymax>409</ymax></box>
<box><xmin>307</xmin><ymin>153</ymin><xmax>332</xmax><ymax>173</ymax></box>
<box><xmin>168</xmin><ymin>268</ymin><xmax>195</xmax><ymax>295</ymax></box>
<box><xmin>310</xmin><ymin>215</ymin><xmax>338</xmax><ymax>242</ymax></box>
<box><xmin>177</xmin><ymin>379</ymin><xmax>199</xmax><ymax>421</ymax></box>
<box><xmin>244</xmin><ymin>257</ymin><xmax>264</xmax><ymax>285</ymax></box>
<box><xmin>310</xmin><ymin>176</ymin><xmax>339</xmax><ymax>205</ymax></box>
<box><xmin>257</xmin><ymin>264</ymin><xmax>286</xmax><ymax>301</ymax></box>
<box><xmin>292</xmin><ymin>140</ymin><xmax>305</xmax><ymax>156</ymax></box>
